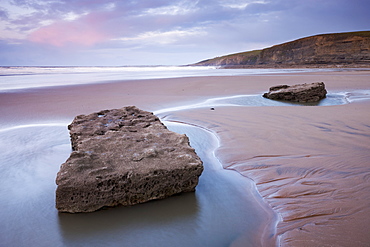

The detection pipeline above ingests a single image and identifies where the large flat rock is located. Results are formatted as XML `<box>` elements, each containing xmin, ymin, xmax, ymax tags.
<box><xmin>263</xmin><ymin>82</ymin><xmax>327</xmax><ymax>102</ymax></box>
<box><xmin>56</xmin><ymin>106</ymin><xmax>203</xmax><ymax>213</ymax></box>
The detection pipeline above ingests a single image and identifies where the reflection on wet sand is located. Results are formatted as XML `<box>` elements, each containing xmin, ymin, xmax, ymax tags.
<box><xmin>1</xmin><ymin>71</ymin><xmax>369</xmax><ymax>246</ymax></box>
<box><xmin>0</xmin><ymin>123</ymin><xmax>276</xmax><ymax>247</ymax></box>
<box><xmin>58</xmin><ymin>192</ymin><xmax>200</xmax><ymax>246</ymax></box>
<box><xmin>165</xmin><ymin>100</ymin><xmax>370</xmax><ymax>246</ymax></box>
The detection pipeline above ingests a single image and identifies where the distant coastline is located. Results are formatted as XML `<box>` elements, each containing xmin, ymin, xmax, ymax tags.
<box><xmin>219</xmin><ymin>63</ymin><xmax>370</xmax><ymax>69</ymax></box>
<box><xmin>192</xmin><ymin>31</ymin><xmax>370</xmax><ymax>68</ymax></box>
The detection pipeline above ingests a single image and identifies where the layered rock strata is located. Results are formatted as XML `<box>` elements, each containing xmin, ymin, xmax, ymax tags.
<box><xmin>56</xmin><ymin>106</ymin><xmax>203</xmax><ymax>213</ymax></box>
<box><xmin>193</xmin><ymin>31</ymin><xmax>370</xmax><ymax>67</ymax></box>
<box><xmin>263</xmin><ymin>82</ymin><xmax>327</xmax><ymax>102</ymax></box>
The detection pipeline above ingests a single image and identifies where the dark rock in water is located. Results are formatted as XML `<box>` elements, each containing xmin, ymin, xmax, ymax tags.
<box><xmin>56</xmin><ymin>106</ymin><xmax>203</xmax><ymax>213</ymax></box>
<box><xmin>263</xmin><ymin>82</ymin><xmax>327</xmax><ymax>102</ymax></box>
<box><xmin>268</xmin><ymin>85</ymin><xmax>290</xmax><ymax>91</ymax></box>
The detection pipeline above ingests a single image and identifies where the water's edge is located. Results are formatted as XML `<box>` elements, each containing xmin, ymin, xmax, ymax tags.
<box><xmin>163</xmin><ymin>120</ymin><xmax>279</xmax><ymax>246</ymax></box>
<box><xmin>0</xmin><ymin>119</ymin><xmax>276</xmax><ymax>246</ymax></box>
<box><xmin>2</xmin><ymin>90</ymin><xmax>370</xmax><ymax>246</ymax></box>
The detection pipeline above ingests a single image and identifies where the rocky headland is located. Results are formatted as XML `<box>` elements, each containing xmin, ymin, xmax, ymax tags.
<box><xmin>56</xmin><ymin>106</ymin><xmax>203</xmax><ymax>213</ymax></box>
<box><xmin>192</xmin><ymin>31</ymin><xmax>370</xmax><ymax>68</ymax></box>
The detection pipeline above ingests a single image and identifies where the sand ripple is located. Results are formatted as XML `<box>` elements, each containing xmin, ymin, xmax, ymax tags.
<box><xmin>164</xmin><ymin>100</ymin><xmax>370</xmax><ymax>246</ymax></box>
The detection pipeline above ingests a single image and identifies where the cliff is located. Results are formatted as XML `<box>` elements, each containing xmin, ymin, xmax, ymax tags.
<box><xmin>193</xmin><ymin>31</ymin><xmax>370</xmax><ymax>67</ymax></box>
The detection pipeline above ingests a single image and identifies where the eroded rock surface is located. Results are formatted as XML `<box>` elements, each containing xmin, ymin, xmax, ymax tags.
<box><xmin>56</xmin><ymin>106</ymin><xmax>203</xmax><ymax>213</ymax></box>
<box><xmin>263</xmin><ymin>82</ymin><xmax>327</xmax><ymax>102</ymax></box>
<box><xmin>193</xmin><ymin>31</ymin><xmax>370</xmax><ymax>67</ymax></box>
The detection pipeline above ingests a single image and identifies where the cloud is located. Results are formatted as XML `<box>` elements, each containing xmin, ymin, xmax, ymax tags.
<box><xmin>28</xmin><ymin>21</ymin><xmax>108</xmax><ymax>47</ymax></box>
<box><xmin>220</xmin><ymin>0</ymin><xmax>268</xmax><ymax>10</ymax></box>
<box><xmin>0</xmin><ymin>7</ymin><xmax>9</xmax><ymax>20</ymax></box>
<box><xmin>0</xmin><ymin>0</ymin><xmax>369</xmax><ymax>65</ymax></box>
<box><xmin>27</xmin><ymin>12</ymin><xmax>112</xmax><ymax>47</ymax></box>
<box><xmin>139</xmin><ymin>1</ymin><xmax>198</xmax><ymax>16</ymax></box>
<box><xmin>114</xmin><ymin>27</ymin><xmax>207</xmax><ymax>46</ymax></box>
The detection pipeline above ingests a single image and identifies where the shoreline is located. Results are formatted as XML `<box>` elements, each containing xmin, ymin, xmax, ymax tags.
<box><xmin>1</xmin><ymin>67</ymin><xmax>369</xmax><ymax>93</ymax></box>
<box><xmin>161</xmin><ymin>102</ymin><xmax>370</xmax><ymax>246</ymax></box>
<box><xmin>0</xmin><ymin>113</ymin><xmax>277</xmax><ymax>247</ymax></box>
<box><xmin>163</xmin><ymin>119</ymin><xmax>280</xmax><ymax>246</ymax></box>
<box><xmin>2</xmin><ymin>70</ymin><xmax>370</xmax><ymax>123</ymax></box>
<box><xmin>1</xmin><ymin>70</ymin><xmax>370</xmax><ymax>246</ymax></box>
<box><xmin>219</xmin><ymin>64</ymin><xmax>370</xmax><ymax>69</ymax></box>
<box><xmin>0</xmin><ymin>110</ymin><xmax>279</xmax><ymax>247</ymax></box>
<box><xmin>161</xmin><ymin>101</ymin><xmax>370</xmax><ymax>245</ymax></box>
<box><xmin>163</xmin><ymin>120</ymin><xmax>278</xmax><ymax>246</ymax></box>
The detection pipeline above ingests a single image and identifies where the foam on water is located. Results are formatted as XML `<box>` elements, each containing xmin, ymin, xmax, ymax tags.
<box><xmin>0</xmin><ymin>66</ymin><xmax>354</xmax><ymax>92</ymax></box>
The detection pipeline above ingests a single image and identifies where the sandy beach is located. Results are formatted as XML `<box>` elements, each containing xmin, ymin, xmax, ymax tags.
<box><xmin>1</xmin><ymin>70</ymin><xmax>370</xmax><ymax>246</ymax></box>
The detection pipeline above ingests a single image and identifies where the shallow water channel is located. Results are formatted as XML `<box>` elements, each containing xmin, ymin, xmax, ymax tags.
<box><xmin>2</xmin><ymin>89</ymin><xmax>368</xmax><ymax>246</ymax></box>
<box><xmin>0</xmin><ymin>122</ymin><xmax>276</xmax><ymax>247</ymax></box>
<box><xmin>154</xmin><ymin>92</ymin><xmax>354</xmax><ymax>115</ymax></box>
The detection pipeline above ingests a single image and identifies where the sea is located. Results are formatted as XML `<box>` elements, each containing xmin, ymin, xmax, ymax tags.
<box><xmin>0</xmin><ymin>66</ymin><xmax>353</xmax><ymax>92</ymax></box>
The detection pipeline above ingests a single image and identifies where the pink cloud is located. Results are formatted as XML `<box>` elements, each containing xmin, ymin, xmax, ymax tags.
<box><xmin>28</xmin><ymin>14</ymin><xmax>111</xmax><ymax>47</ymax></box>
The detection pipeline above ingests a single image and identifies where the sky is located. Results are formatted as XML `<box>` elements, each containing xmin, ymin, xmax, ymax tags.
<box><xmin>0</xmin><ymin>0</ymin><xmax>369</xmax><ymax>66</ymax></box>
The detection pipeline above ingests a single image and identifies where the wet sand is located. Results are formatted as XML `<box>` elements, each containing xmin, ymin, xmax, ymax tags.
<box><xmin>1</xmin><ymin>70</ymin><xmax>370</xmax><ymax>246</ymax></box>
<box><xmin>158</xmin><ymin>72</ymin><xmax>370</xmax><ymax>246</ymax></box>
